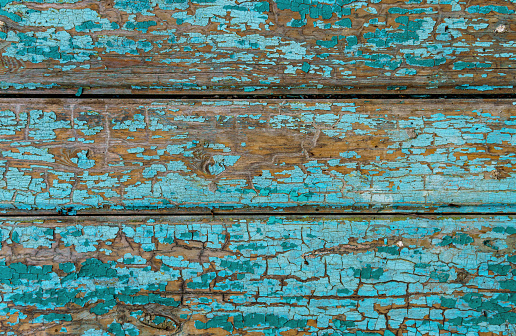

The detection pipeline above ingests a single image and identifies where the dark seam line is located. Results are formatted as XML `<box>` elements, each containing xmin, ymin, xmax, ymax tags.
<box><xmin>1</xmin><ymin>93</ymin><xmax>516</xmax><ymax>100</ymax></box>
<box><xmin>0</xmin><ymin>212</ymin><xmax>515</xmax><ymax>217</ymax></box>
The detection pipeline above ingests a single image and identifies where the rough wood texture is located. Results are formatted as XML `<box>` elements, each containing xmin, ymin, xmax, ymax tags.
<box><xmin>1</xmin><ymin>98</ymin><xmax>516</xmax><ymax>214</ymax></box>
<box><xmin>1</xmin><ymin>215</ymin><xmax>515</xmax><ymax>335</ymax></box>
<box><xmin>0</xmin><ymin>0</ymin><xmax>515</xmax><ymax>94</ymax></box>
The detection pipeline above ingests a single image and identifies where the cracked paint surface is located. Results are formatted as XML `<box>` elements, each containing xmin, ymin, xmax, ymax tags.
<box><xmin>1</xmin><ymin>99</ymin><xmax>516</xmax><ymax>213</ymax></box>
<box><xmin>1</xmin><ymin>3</ymin><xmax>514</xmax><ymax>336</ymax></box>
<box><xmin>0</xmin><ymin>0</ymin><xmax>515</xmax><ymax>93</ymax></box>
<box><xmin>0</xmin><ymin>215</ymin><xmax>515</xmax><ymax>335</ymax></box>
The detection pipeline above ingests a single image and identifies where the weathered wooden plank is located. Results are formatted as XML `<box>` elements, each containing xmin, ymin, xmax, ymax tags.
<box><xmin>0</xmin><ymin>0</ymin><xmax>515</xmax><ymax>94</ymax></box>
<box><xmin>1</xmin><ymin>98</ymin><xmax>516</xmax><ymax>214</ymax></box>
<box><xmin>1</xmin><ymin>215</ymin><xmax>515</xmax><ymax>335</ymax></box>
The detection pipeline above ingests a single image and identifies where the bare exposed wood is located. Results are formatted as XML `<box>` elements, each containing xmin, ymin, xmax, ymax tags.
<box><xmin>0</xmin><ymin>0</ymin><xmax>515</xmax><ymax>93</ymax></box>
<box><xmin>1</xmin><ymin>215</ymin><xmax>515</xmax><ymax>335</ymax></box>
<box><xmin>0</xmin><ymin>98</ymin><xmax>515</xmax><ymax>213</ymax></box>
<box><xmin>2</xmin><ymin>2</ymin><xmax>515</xmax><ymax>336</ymax></box>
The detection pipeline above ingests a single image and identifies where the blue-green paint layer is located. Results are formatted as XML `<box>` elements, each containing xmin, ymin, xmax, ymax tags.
<box><xmin>1</xmin><ymin>215</ymin><xmax>515</xmax><ymax>335</ymax></box>
<box><xmin>1</xmin><ymin>99</ymin><xmax>516</xmax><ymax>213</ymax></box>
<box><xmin>0</xmin><ymin>0</ymin><xmax>514</xmax><ymax>93</ymax></box>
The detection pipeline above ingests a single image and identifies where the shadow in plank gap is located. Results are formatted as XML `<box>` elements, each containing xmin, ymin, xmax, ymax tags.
<box><xmin>0</xmin><ymin>215</ymin><xmax>515</xmax><ymax>335</ymax></box>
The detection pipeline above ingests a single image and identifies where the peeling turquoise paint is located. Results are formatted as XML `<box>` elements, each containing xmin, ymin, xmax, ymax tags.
<box><xmin>0</xmin><ymin>0</ymin><xmax>513</xmax><ymax>92</ymax></box>
<box><xmin>1</xmin><ymin>215</ymin><xmax>515</xmax><ymax>334</ymax></box>
<box><xmin>467</xmin><ymin>5</ymin><xmax>514</xmax><ymax>14</ymax></box>
<box><xmin>1</xmin><ymin>101</ymin><xmax>516</xmax><ymax>213</ymax></box>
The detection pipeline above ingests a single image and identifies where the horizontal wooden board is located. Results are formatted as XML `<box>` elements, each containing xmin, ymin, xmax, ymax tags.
<box><xmin>1</xmin><ymin>98</ymin><xmax>516</xmax><ymax>214</ymax></box>
<box><xmin>1</xmin><ymin>215</ymin><xmax>515</xmax><ymax>335</ymax></box>
<box><xmin>0</xmin><ymin>0</ymin><xmax>515</xmax><ymax>94</ymax></box>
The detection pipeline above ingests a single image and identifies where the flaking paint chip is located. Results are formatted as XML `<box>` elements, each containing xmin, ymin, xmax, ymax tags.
<box><xmin>496</xmin><ymin>24</ymin><xmax>506</xmax><ymax>33</ymax></box>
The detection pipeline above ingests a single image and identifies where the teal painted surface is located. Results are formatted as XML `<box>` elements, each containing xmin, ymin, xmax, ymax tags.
<box><xmin>0</xmin><ymin>3</ymin><xmax>514</xmax><ymax>336</ymax></box>
<box><xmin>0</xmin><ymin>0</ymin><xmax>514</xmax><ymax>93</ymax></box>
<box><xmin>1</xmin><ymin>99</ymin><xmax>516</xmax><ymax>213</ymax></box>
<box><xmin>0</xmin><ymin>215</ymin><xmax>515</xmax><ymax>335</ymax></box>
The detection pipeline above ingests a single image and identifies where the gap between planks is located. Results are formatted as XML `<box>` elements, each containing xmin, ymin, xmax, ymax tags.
<box><xmin>4</xmin><ymin>212</ymin><xmax>516</xmax><ymax>218</ymax></box>
<box><xmin>2</xmin><ymin>93</ymin><xmax>516</xmax><ymax>100</ymax></box>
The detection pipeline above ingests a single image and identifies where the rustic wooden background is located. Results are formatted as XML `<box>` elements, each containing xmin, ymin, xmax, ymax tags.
<box><xmin>1</xmin><ymin>0</ymin><xmax>516</xmax><ymax>335</ymax></box>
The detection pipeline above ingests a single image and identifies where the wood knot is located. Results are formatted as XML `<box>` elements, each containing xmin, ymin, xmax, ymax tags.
<box><xmin>199</xmin><ymin>155</ymin><xmax>217</xmax><ymax>175</ymax></box>
<box><xmin>117</xmin><ymin>304</ymin><xmax>188</xmax><ymax>335</ymax></box>
<box><xmin>138</xmin><ymin>312</ymin><xmax>182</xmax><ymax>333</ymax></box>
<box><xmin>191</xmin><ymin>145</ymin><xmax>229</xmax><ymax>177</ymax></box>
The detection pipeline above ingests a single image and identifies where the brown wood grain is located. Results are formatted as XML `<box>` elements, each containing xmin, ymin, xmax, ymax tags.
<box><xmin>1</xmin><ymin>215</ymin><xmax>515</xmax><ymax>335</ymax></box>
<box><xmin>0</xmin><ymin>0</ymin><xmax>515</xmax><ymax>93</ymax></box>
<box><xmin>0</xmin><ymin>98</ymin><xmax>515</xmax><ymax>214</ymax></box>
